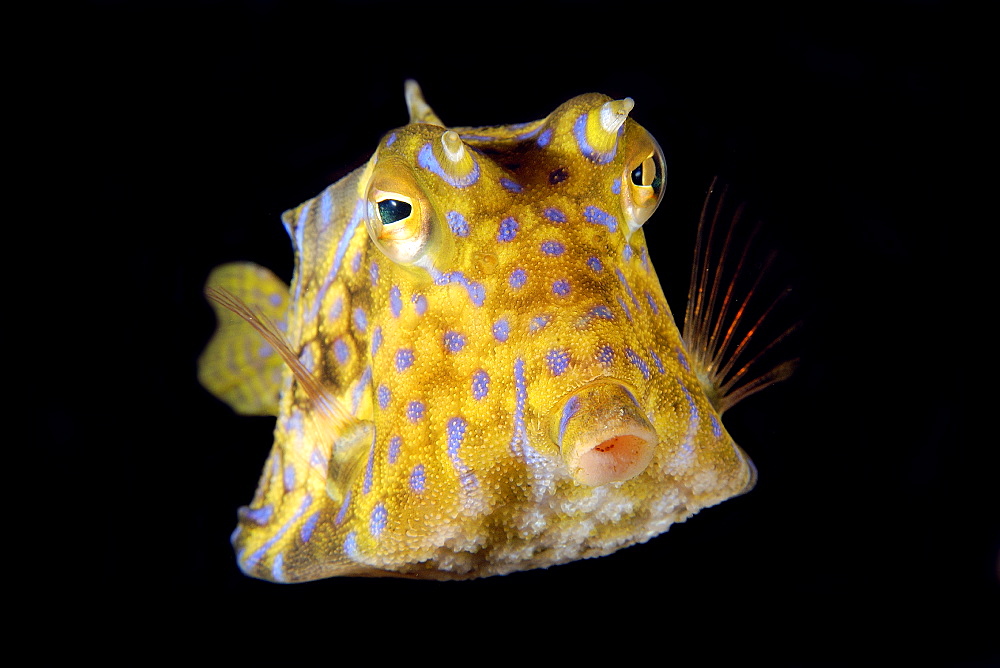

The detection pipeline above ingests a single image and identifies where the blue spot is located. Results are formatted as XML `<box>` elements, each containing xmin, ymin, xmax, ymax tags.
<box><xmin>309</xmin><ymin>447</ymin><xmax>328</xmax><ymax>471</ymax></box>
<box><xmin>344</xmin><ymin>532</ymin><xmax>358</xmax><ymax>558</ymax></box>
<box><xmin>498</xmin><ymin>216</ymin><xmax>519</xmax><ymax>242</ymax></box>
<box><xmin>541</xmin><ymin>240</ymin><xmax>565</xmax><ymax>256</ymax></box>
<box><xmin>407</xmin><ymin>400</ymin><xmax>425</xmax><ymax>422</ymax></box>
<box><xmin>472</xmin><ymin>369</ymin><xmax>490</xmax><ymax>400</ymax></box>
<box><xmin>447</xmin><ymin>210</ymin><xmax>470</xmax><ymax>237</ymax></box>
<box><xmin>552</xmin><ymin>279</ymin><xmax>571</xmax><ymax>296</ymax></box>
<box><xmin>388</xmin><ymin>435</ymin><xmax>402</xmax><ymax>464</ymax></box>
<box><xmin>623</xmin><ymin>244</ymin><xmax>633</xmax><ymax>260</ymax></box>
<box><xmin>612</xmin><ymin>177</ymin><xmax>621</xmax><ymax>194</ymax></box>
<box><xmin>363</xmin><ymin>441</ymin><xmax>375</xmax><ymax>494</ymax></box>
<box><xmin>268</xmin><ymin>292</ymin><xmax>283</xmax><ymax>307</ymax></box>
<box><xmin>336</xmin><ymin>491</ymin><xmax>352</xmax><ymax>527</ymax></box>
<box><xmin>650</xmin><ymin>348</ymin><xmax>665</xmax><ymax>374</ymax></box>
<box><xmin>617</xmin><ymin>295</ymin><xmax>633</xmax><ymax>321</ymax></box>
<box><xmin>509</xmin><ymin>267</ymin><xmax>527</xmax><ymax>289</ymax></box>
<box><xmin>590</xmin><ymin>305</ymin><xmax>614</xmax><ymax>320</ymax></box>
<box><xmin>616</xmin><ymin>268</ymin><xmax>640</xmax><ymax>308</ymax></box>
<box><xmin>370</xmin><ymin>503</ymin><xmax>388</xmax><ymax>537</ymax></box>
<box><xmin>272</xmin><ymin>553</ymin><xmax>286</xmax><ymax>582</ymax></box>
<box><xmin>597</xmin><ymin>343</ymin><xmax>614</xmax><ymax>366</ymax></box>
<box><xmin>493</xmin><ymin>318</ymin><xmax>509</xmax><ymax>342</ymax></box>
<box><xmin>587</xmin><ymin>256</ymin><xmax>604</xmax><ymax>272</ymax></box>
<box><xmin>530</xmin><ymin>314</ymin><xmax>551</xmax><ymax>332</ymax></box>
<box><xmin>328</xmin><ymin>296</ymin><xmax>343</xmax><ymax>320</ymax></box>
<box><xmin>410</xmin><ymin>464</ymin><xmax>426</xmax><ymax>493</ymax></box>
<box><xmin>584</xmin><ymin>205</ymin><xmax>618</xmax><ymax>232</ymax></box>
<box><xmin>372</xmin><ymin>326</ymin><xmax>383</xmax><ymax>355</ymax></box>
<box><xmin>500</xmin><ymin>177</ymin><xmax>522</xmax><ymax>192</ymax></box>
<box><xmin>390</xmin><ymin>285</ymin><xmax>402</xmax><ymax>318</ymax></box>
<box><xmin>395</xmin><ymin>348</ymin><xmax>414</xmax><ymax>372</ymax></box>
<box><xmin>682</xmin><ymin>384</ymin><xmax>700</xmax><ymax>425</ymax></box>
<box><xmin>413</xmin><ymin>294</ymin><xmax>428</xmax><ymax>315</ymax></box>
<box><xmin>417</xmin><ymin>142</ymin><xmax>480</xmax><ymax>187</ymax></box>
<box><xmin>467</xmin><ymin>282</ymin><xmax>486</xmax><ymax>307</ymax></box>
<box><xmin>334</xmin><ymin>338</ymin><xmax>349</xmax><ymax>364</ymax></box>
<box><xmin>300</xmin><ymin>511</ymin><xmax>320</xmax><ymax>543</ymax></box>
<box><xmin>353</xmin><ymin>307</ymin><xmax>368</xmax><ymax>333</ymax></box>
<box><xmin>444</xmin><ymin>330</ymin><xmax>467</xmax><ymax>353</ymax></box>
<box><xmin>546</xmin><ymin>348</ymin><xmax>570</xmax><ymax>376</ymax></box>
<box><xmin>573</xmin><ymin>113</ymin><xmax>622</xmax><ymax>164</ymax></box>
<box><xmin>239</xmin><ymin>504</ymin><xmax>273</xmax><ymax>526</ymax></box>
<box><xmin>645</xmin><ymin>291</ymin><xmax>660</xmax><ymax>314</ymax></box>
<box><xmin>370</xmin><ymin>260</ymin><xmax>380</xmax><ymax>286</ymax></box>
<box><xmin>557</xmin><ymin>395</ymin><xmax>580</xmax><ymax>446</ymax></box>
<box><xmin>435</xmin><ymin>270</ymin><xmax>485</xmax><ymax>307</ymax></box>
<box><xmin>239</xmin><ymin>493</ymin><xmax>314</xmax><ymax>572</ymax></box>
<box><xmin>508</xmin><ymin>358</ymin><xmax>533</xmax><ymax>461</ymax></box>
<box><xmin>537</xmin><ymin>128</ymin><xmax>552</xmax><ymax>147</ymax></box>
<box><xmin>299</xmin><ymin>347</ymin><xmax>314</xmax><ymax>374</ymax></box>
<box><xmin>351</xmin><ymin>366</ymin><xmax>371</xmax><ymax>414</ymax></box>
<box><xmin>676</xmin><ymin>347</ymin><xmax>691</xmax><ymax>372</ymax></box>
<box><xmin>377</xmin><ymin>384</ymin><xmax>391</xmax><ymax>409</ymax></box>
<box><xmin>446</xmin><ymin>416</ymin><xmax>467</xmax><ymax>458</ymax></box>
<box><xmin>258</xmin><ymin>343</ymin><xmax>274</xmax><ymax>359</ymax></box>
<box><xmin>626</xmin><ymin>347</ymin><xmax>651</xmax><ymax>379</ymax></box>
<box><xmin>711</xmin><ymin>414</ymin><xmax>723</xmax><ymax>439</ymax></box>
<box><xmin>386</xmin><ymin>132</ymin><xmax>397</xmax><ymax>146</ymax></box>
<box><xmin>544</xmin><ymin>207</ymin><xmax>567</xmax><ymax>223</ymax></box>
<box><xmin>351</xmin><ymin>250</ymin><xmax>362</xmax><ymax>274</ymax></box>
<box><xmin>284</xmin><ymin>464</ymin><xmax>295</xmax><ymax>493</ymax></box>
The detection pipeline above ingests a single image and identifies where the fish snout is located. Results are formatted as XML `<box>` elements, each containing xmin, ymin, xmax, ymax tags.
<box><xmin>550</xmin><ymin>383</ymin><xmax>658</xmax><ymax>486</ymax></box>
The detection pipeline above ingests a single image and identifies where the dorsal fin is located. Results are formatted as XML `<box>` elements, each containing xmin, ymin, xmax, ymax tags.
<box><xmin>683</xmin><ymin>179</ymin><xmax>800</xmax><ymax>414</ymax></box>
<box><xmin>405</xmin><ymin>79</ymin><xmax>444</xmax><ymax>126</ymax></box>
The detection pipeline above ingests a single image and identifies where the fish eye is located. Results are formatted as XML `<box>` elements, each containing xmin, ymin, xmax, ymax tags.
<box><xmin>621</xmin><ymin>130</ymin><xmax>667</xmax><ymax>236</ymax></box>
<box><xmin>377</xmin><ymin>198</ymin><xmax>413</xmax><ymax>225</ymax></box>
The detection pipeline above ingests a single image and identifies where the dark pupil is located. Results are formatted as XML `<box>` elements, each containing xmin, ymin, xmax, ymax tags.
<box><xmin>631</xmin><ymin>156</ymin><xmax>664</xmax><ymax>190</ymax></box>
<box><xmin>378</xmin><ymin>199</ymin><xmax>411</xmax><ymax>225</ymax></box>
<box><xmin>630</xmin><ymin>164</ymin><xmax>644</xmax><ymax>186</ymax></box>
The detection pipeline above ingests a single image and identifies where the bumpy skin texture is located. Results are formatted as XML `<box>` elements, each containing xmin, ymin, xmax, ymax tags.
<box><xmin>201</xmin><ymin>85</ymin><xmax>755</xmax><ymax>582</ymax></box>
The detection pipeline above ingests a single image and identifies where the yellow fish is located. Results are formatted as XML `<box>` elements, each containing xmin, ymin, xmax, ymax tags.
<box><xmin>198</xmin><ymin>81</ymin><xmax>793</xmax><ymax>582</ymax></box>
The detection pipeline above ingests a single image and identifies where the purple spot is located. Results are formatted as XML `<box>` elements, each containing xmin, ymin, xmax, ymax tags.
<box><xmin>377</xmin><ymin>384</ymin><xmax>391</xmax><ymax>409</ymax></box>
<box><xmin>362</xmin><ymin>441</ymin><xmax>375</xmax><ymax>494</ymax></box>
<box><xmin>418</xmin><ymin>142</ymin><xmax>480</xmax><ymax>187</ymax></box>
<box><xmin>467</xmin><ymin>282</ymin><xmax>486</xmax><ymax>307</ymax></box>
<box><xmin>335</xmin><ymin>489</ymin><xmax>352</xmax><ymax>525</ymax></box>
<box><xmin>537</xmin><ymin>128</ymin><xmax>552</xmax><ymax>147</ymax></box>
<box><xmin>444</xmin><ymin>330</ymin><xmax>467</xmax><ymax>353</ymax></box>
<box><xmin>300</xmin><ymin>512</ymin><xmax>320</xmax><ymax>543</ymax></box>
<box><xmin>546</xmin><ymin>348</ymin><xmax>570</xmax><ymax>376</ymax></box>
<box><xmin>500</xmin><ymin>177</ymin><xmax>522</xmax><ymax>193</ymax></box>
<box><xmin>370</xmin><ymin>503</ymin><xmax>388</xmax><ymax>537</ymax></box>
<box><xmin>372</xmin><ymin>326</ymin><xmax>383</xmax><ymax>355</ymax></box>
<box><xmin>472</xmin><ymin>369</ymin><xmax>490</xmax><ymax>400</ymax></box>
<box><xmin>370</xmin><ymin>260</ymin><xmax>380</xmax><ymax>286</ymax></box>
<box><xmin>711</xmin><ymin>414</ymin><xmax>722</xmax><ymax>439</ymax></box>
<box><xmin>388</xmin><ymin>435</ymin><xmax>402</xmax><ymax>464</ymax></box>
<box><xmin>413</xmin><ymin>294</ymin><xmax>428</xmax><ymax>316</ymax></box>
<box><xmin>498</xmin><ymin>216</ymin><xmax>519</xmax><ymax>242</ymax></box>
<box><xmin>447</xmin><ymin>210</ymin><xmax>470</xmax><ymax>237</ymax></box>
<box><xmin>626</xmin><ymin>347</ymin><xmax>651</xmax><ymax>379</ymax></box>
<box><xmin>530</xmin><ymin>314</ymin><xmax>551</xmax><ymax>332</ymax></box>
<box><xmin>552</xmin><ymin>279</ymin><xmax>571</xmax><ymax>296</ymax></box>
<box><xmin>407</xmin><ymin>400</ymin><xmax>425</xmax><ymax>422</ymax></box>
<box><xmin>584</xmin><ymin>205</ymin><xmax>618</xmax><ymax>232</ymax></box>
<box><xmin>645</xmin><ymin>291</ymin><xmax>660</xmax><ymax>314</ymax></box>
<box><xmin>676</xmin><ymin>347</ymin><xmax>691</xmax><ymax>372</ymax></box>
<box><xmin>597</xmin><ymin>344</ymin><xmax>614</xmax><ymax>366</ymax></box>
<box><xmin>612</xmin><ymin>177</ymin><xmax>621</xmax><ymax>194</ymax></box>
<box><xmin>351</xmin><ymin>250</ymin><xmax>362</xmax><ymax>273</ymax></box>
<box><xmin>590</xmin><ymin>305</ymin><xmax>614</xmax><ymax>320</ymax></box>
<box><xmin>557</xmin><ymin>395</ymin><xmax>580</xmax><ymax>447</ymax></box>
<box><xmin>328</xmin><ymin>296</ymin><xmax>344</xmax><ymax>319</ymax></box>
<box><xmin>541</xmin><ymin>240</ymin><xmax>565</xmax><ymax>256</ymax></box>
<box><xmin>446</xmin><ymin>416</ymin><xmax>467</xmax><ymax>457</ymax></box>
<box><xmin>268</xmin><ymin>292</ymin><xmax>283</xmax><ymax>307</ymax></box>
<box><xmin>409</xmin><ymin>464</ymin><xmax>426</xmax><ymax>493</ymax></box>
<box><xmin>509</xmin><ymin>268</ymin><xmax>527</xmax><ymax>289</ymax></box>
<box><xmin>587</xmin><ymin>256</ymin><xmax>604</xmax><ymax>272</ymax></box>
<box><xmin>344</xmin><ymin>532</ymin><xmax>358</xmax><ymax>557</ymax></box>
<box><xmin>390</xmin><ymin>285</ymin><xmax>402</xmax><ymax>318</ymax></box>
<box><xmin>616</xmin><ymin>268</ymin><xmax>640</xmax><ymax>308</ymax></box>
<box><xmin>623</xmin><ymin>245</ymin><xmax>633</xmax><ymax>260</ymax></box>
<box><xmin>395</xmin><ymin>348</ymin><xmax>414</xmax><ymax>372</ymax></box>
<box><xmin>283</xmin><ymin>464</ymin><xmax>296</xmax><ymax>492</ymax></box>
<box><xmin>353</xmin><ymin>307</ymin><xmax>368</xmax><ymax>333</ymax></box>
<box><xmin>544</xmin><ymin>207</ymin><xmax>567</xmax><ymax>223</ymax></box>
<box><xmin>386</xmin><ymin>132</ymin><xmax>397</xmax><ymax>146</ymax></box>
<box><xmin>239</xmin><ymin>504</ymin><xmax>273</xmax><ymax>526</ymax></box>
<box><xmin>493</xmin><ymin>318</ymin><xmax>509</xmax><ymax>342</ymax></box>
<box><xmin>334</xmin><ymin>338</ymin><xmax>349</xmax><ymax>364</ymax></box>
<box><xmin>617</xmin><ymin>295</ymin><xmax>633</xmax><ymax>321</ymax></box>
<box><xmin>650</xmin><ymin>348</ymin><xmax>666</xmax><ymax>374</ymax></box>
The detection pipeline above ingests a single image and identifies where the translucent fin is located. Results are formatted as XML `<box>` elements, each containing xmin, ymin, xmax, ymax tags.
<box><xmin>198</xmin><ymin>263</ymin><xmax>290</xmax><ymax>415</ymax></box>
<box><xmin>405</xmin><ymin>79</ymin><xmax>444</xmax><ymax>126</ymax></box>
<box><xmin>683</xmin><ymin>180</ymin><xmax>799</xmax><ymax>415</ymax></box>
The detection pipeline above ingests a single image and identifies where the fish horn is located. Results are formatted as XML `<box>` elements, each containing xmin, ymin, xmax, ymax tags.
<box><xmin>576</xmin><ymin>97</ymin><xmax>633</xmax><ymax>164</ymax></box>
<box><xmin>405</xmin><ymin>79</ymin><xmax>444</xmax><ymax>126</ymax></box>
<box><xmin>550</xmin><ymin>382</ymin><xmax>657</xmax><ymax>486</ymax></box>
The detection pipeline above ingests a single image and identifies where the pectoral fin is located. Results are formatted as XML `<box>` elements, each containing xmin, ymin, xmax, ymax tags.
<box><xmin>198</xmin><ymin>262</ymin><xmax>290</xmax><ymax>415</ymax></box>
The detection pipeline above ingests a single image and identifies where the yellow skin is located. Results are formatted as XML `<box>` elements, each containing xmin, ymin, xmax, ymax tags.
<box><xmin>199</xmin><ymin>82</ymin><xmax>756</xmax><ymax>581</ymax></box>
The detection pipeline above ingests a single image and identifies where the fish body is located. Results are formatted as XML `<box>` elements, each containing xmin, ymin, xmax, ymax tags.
<box><xmin>199</xmin><ymin>82</ymin><xmax>768</xmax><ymax>581</ymax></box>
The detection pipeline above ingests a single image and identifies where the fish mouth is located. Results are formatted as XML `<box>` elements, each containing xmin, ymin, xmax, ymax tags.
<box><xmin>550</xmin><ymin>382</ymin><xmax>658</xmax><ymax>486</ymax></box>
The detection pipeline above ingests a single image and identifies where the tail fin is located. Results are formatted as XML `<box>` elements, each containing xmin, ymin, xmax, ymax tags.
<box><xmin>198</xmin><ymin>263</ymin><xmax>290</xmax><ymax>416</ymax></box>
<box><xmin>683</xmin><ymin>179</ymin><xmax>799</xmax><ymax>415</ymax></box>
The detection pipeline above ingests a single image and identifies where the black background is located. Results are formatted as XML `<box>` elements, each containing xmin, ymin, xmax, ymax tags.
<box><xmin>45</xmin><ymin>0</ymin><xmax>993</xmax><ymax>661</ymax></box>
